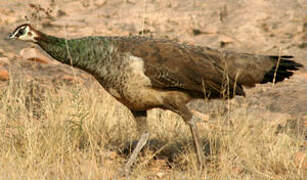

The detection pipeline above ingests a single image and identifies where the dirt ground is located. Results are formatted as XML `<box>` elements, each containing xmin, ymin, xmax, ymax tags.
<box><xmin>0</xmin><ymin>0</ymin><xmax>306</xmax><ymax>179</ymax></box>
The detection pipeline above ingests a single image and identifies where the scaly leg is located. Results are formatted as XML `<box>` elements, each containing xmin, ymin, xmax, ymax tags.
<box><xmin>163</xmin><ymin>100</ymin><xmax>204</xmax><ymax>170</ymax></box>
<box><xmin>122</xmin><ymin>111</ymin><xmax>149</xmax><ymax>176</ymax></box>
<box><xmin>188</xmin><ymin>118</ymin><xmax>204</xmax><ymax>170</ymax></box>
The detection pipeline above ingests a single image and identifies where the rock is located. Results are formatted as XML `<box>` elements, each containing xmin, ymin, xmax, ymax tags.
<box><xmin>107</xmin><ymin>151</ymin><xmax>118</xmax><ymax>160</ymax></box>
<box><xmin>0</xmin><ymin>69</ymin><xmax>9</xmax><ymax>81</ymax></box>
<box><xmin>94</xmin><ymin>0</ymin><xmax>107</xmax><ymax>7</ymax></box>
<box><xmin>156</xmin><ymin>172</ymin><xmax>164</xmax><ymax>178</ymax></box>
<box><xmin>0</xmin><ymin>57</ymin><xmax>9</xmax><ymax>66</ymax></box>
<box><xmin>26</xmin><ymin>57</ymin><xmax>49</xmax><ymax>64</ymax></box>
<box><xmin>20</xmin><ymin>48</ymin><xmax>56</xmax><ymax>64</ymax></box>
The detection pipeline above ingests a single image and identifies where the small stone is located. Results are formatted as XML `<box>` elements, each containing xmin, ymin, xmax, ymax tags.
<box><xmin>26</xmin><ymin>57</ymin><xmax>49</xmax><ymax>64</ymax></box>
<box><xmin>20</xmin><ymin>48</ymin><xmax>55</xmax><ymax>64</ymax></box>
<box><xmin>94</xmin><ymin>0</ymin><xmax>107</xmax><ymax>7</ymax></box>
<box><xmin>0</xmin><ymin>57</ymin><xmax>9</xmax><ymax>66</ymax></box>
<box><xmin>108</xmin><ymin>151</ymin><xmax>118</xmax><ymax>160</ymax></box>
<box><xmin>0</xmin><ymin>70</ymin><xmax>9</xmax><ymax>81</ymax></box>
<box><xmin>156</xmin><ymin>172</ymin><xmax>164</xmax><ymax>178</ymax></box>
<box><xmin>219</xmin><ymin>35</ymin><xmax>235</xmax><ymax>44</ymax></box>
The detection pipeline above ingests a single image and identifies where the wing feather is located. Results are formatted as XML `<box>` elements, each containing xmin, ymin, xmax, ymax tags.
<box><xmin>111</xmin><ymin>36</ymin><xmax>302</xmax><ymax>98</ymax></box>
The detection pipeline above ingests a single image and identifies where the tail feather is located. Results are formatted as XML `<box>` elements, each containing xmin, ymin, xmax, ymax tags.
<box><xmin>261</xmin><ymin>56</ymin><xmax>303</xmax><ymax>84</ymax></box>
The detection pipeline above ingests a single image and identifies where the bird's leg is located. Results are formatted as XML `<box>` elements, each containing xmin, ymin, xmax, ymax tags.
<box><xmin>123</xmin><ymin>111</ymin><xmax>149</xmax><ymax>176</ymax></box>
<box><xmin>187</xmin><ymin>117</ymin><xmax>204</xmax><ymax>170</ymax></box>
<box><xmin>164</xmin><ymin>101</ymin><xmax>204</xmax><ymax>170</ymax></box>
<box><xmin>180</xmin><ymin>108</ymin><xmax>204</xmax><ymax>170</ymax></box>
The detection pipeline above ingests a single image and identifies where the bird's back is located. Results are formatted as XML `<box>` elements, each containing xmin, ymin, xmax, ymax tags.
<box><xmin>102</xmin><ymin>36</ymin><xmax>301</xmax><ymax>98</ymax></box>
<box><xmin>37</xmin><ymin>34</ymin><xmax>303</xmax><ymax>100</ymax></box>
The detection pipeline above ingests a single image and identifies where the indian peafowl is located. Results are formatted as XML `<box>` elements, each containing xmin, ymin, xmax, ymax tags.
<box><xmin>6</xmin><ymin>24</ymin><xmax>303</xmax><ymax>175</ymax></box>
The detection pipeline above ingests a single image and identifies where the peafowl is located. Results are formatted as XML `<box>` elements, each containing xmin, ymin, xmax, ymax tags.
<box><xmin>6</xmin><ymin>24</ymin><xmax>303</xmax><ymax>175</ymax></box>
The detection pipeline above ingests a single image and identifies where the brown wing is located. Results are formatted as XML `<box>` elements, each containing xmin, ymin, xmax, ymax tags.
<box><xmin>112</xmin><ymin>36</ymin><xmax>302</xmax><ymax>97</ymax></box>
<box><xmin>113</xmin><ymin>36</ymin><xmax>244</xmax><ymax>98</ymax></box>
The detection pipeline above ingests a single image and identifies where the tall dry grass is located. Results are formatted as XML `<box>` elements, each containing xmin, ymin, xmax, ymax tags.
<box><xmin>0</xmin><ymin>76</ymin><xmax>305</xmax><ymax>179</ymax></box>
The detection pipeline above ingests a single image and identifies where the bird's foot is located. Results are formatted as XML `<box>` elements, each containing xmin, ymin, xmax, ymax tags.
<box><xmin>118</xmin><ymin>166</ymin><xmax>131</xmax><ymax>177</ymax></box>
<box><xmin>118</xmin><ymin>132</ymin><xmax>150</xmax><ymax>177</ymax></box>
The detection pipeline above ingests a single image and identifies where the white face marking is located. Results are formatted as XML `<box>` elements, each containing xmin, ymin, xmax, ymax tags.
<box><xmin>9</xmin><ymin>25</ymin><xmax>38</xmax><ymax>42</ymax></box>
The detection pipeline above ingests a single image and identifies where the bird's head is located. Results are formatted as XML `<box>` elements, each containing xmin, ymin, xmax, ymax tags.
<box><xmin>6</xmin><ymin>24</ymin><xmax>39</xmax><ymax>42</ymax></box>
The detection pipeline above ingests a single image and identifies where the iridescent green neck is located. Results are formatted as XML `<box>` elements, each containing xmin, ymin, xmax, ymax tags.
<box><xmin>36</xmin><ymin>33</ymin><xmax>116</xmax><ymax>71</ymax></box>
<box><xmin>36</xmin><ymin>33</ymin><xmax>72</xmax><ymax>65</ymax></box>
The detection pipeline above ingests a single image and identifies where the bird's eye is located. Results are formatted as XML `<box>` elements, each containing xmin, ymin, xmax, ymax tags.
<box><xmin>16</xmin><ymin>28</ymin><xmax>25</xmax><ymax>37</ymax></box>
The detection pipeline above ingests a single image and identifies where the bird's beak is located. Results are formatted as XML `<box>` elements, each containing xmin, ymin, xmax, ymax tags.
<box><xmin>5</xmin><ymin>33</ymin><xmax>14</xmax><ymax>40</ymax></box>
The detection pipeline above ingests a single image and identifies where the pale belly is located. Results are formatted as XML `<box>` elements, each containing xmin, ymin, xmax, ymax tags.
<box><xmin>100</xmin><ymin>53</ymin><xmax>192</xmax><ymax>111</ymax></box>
<box><xmin>108</xmin><ymin>86</ymin><xmax>193</xmax><ymax>111</ymax></box>
<box><xmin>108</xmin><ymin>86</ymin><xmax>163</xmax><ymax>111</ymax></box>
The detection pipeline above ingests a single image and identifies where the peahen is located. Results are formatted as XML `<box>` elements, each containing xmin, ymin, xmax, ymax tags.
<box><xmin>6</xmin><ymin>24</ymin><xmax>303</xmax><ymax>175</ymax></box>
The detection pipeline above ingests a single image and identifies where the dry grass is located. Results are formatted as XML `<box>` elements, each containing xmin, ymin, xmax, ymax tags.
<box><xmin>0</xmin><ymin>77</ymin><xmax>305</xmax><ymax>180</ymax></box>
